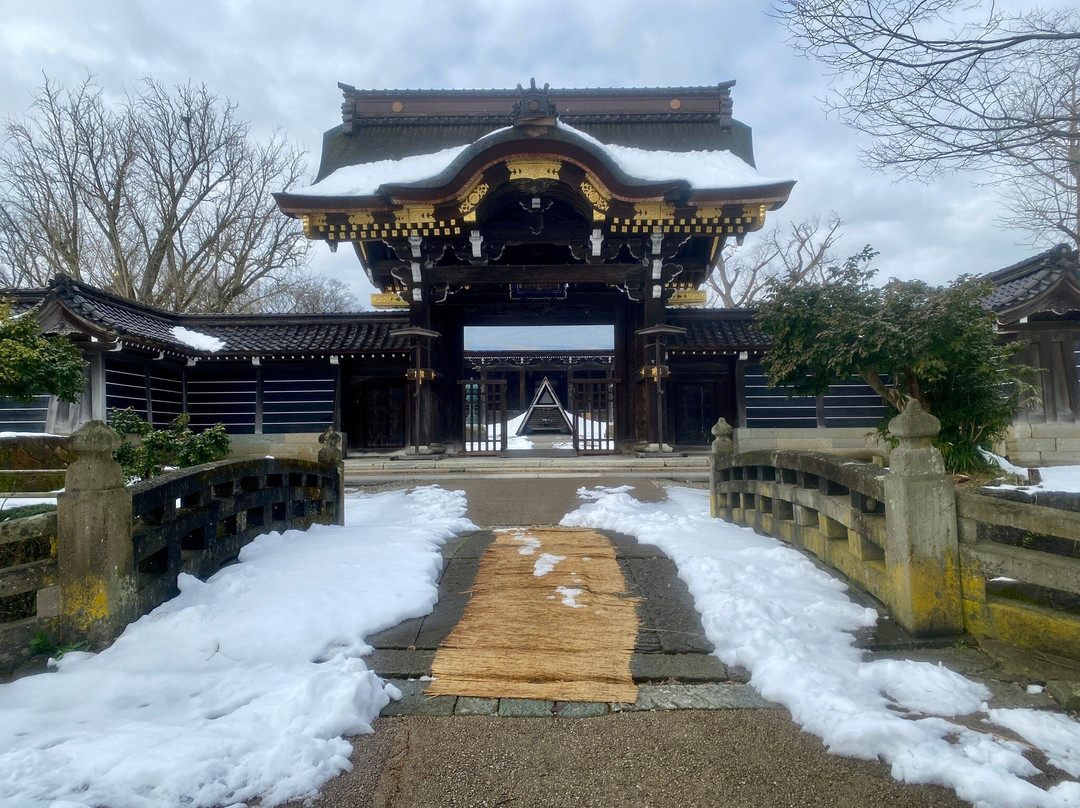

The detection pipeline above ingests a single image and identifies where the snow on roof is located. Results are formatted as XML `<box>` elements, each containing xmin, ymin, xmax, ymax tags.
<box><xmin>293</xmin><ymin>122</ymin><xmax>790</xmax><ymax>198</ymax></box>
<box><xmin>557</xmin><ymin>122</ymin><xmax>791</xmax><ymax>189</ymax></box>
<box><xmin>171</xmin><ymin>326</ymin><xmax>225</xmax><ymax>353</ymax></box>
<box><xmin>293</xmin><ymin>143</ymin><xmax>474</xmax><ymax>197</ymax></box>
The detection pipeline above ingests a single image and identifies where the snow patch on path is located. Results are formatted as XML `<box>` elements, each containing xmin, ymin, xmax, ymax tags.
<box><xmin>555</xmin><ymin>586</ymin><xmax>586</xmax><ymax>608</ymax></box>
<box><xmin>533</xmin><ymin>553</ymin><xmax>565</xmax><ymax>577</ymax></box>
<box><xmin>0</xmin><ymin>486</ymin><xmax>477</xmax><ymax>808</ymax></box>
<box><xmin>561</xmin><ymin>485</ymin><xmax>1080</xmax><ymax>808</ymax></box>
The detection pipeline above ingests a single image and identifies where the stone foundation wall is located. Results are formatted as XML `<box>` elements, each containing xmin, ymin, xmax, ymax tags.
<box><xmin>0</xmin><ymin>436</ymin><xmax>76</xmax><ymax>470</ymax></box>
<box><xmin>225</xmin><ymin>433</ymin><xmax>326</xmax><ymax>462</ymax></box>
<box><xmin>734</xmin><ymin>427</ymin><xmax>885</xmax><ymax>459</ymax></box>
<box><xmin>1001</xmin><ymin>423</ymin><xmax>1080</xmax><ymax>467</ymax></box>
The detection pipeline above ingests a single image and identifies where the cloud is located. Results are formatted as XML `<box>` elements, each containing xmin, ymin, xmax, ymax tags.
<box><xmin>0</xmin><ymin>0</ymin><xmax>1043</xmax><ymax>305</ymax></box>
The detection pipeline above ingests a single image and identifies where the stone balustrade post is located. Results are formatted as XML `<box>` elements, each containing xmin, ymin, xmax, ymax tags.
<box><xmin>318</xmin><ymin>428</ymin><xmax>345</xmax><ymax>526</ymax></box>
<box><xmin>56</xmin><ymin>420</ymin><xmax>135</xmax><ymax>647</ymax></box>
<box><xmin>709</xmin><ymin>417</ymin><xmax>734</xmax><ymax>519</ymax></box>
<box><xmin>883</xmin><ymin>400</ymin><xmax>963</xmax><ymax>635</ymax></box>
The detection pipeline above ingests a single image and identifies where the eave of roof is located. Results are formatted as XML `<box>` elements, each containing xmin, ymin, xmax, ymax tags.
<box><xmin>277</xmin><ymin>122</ymin><xmax>794</xmax><ymax>214</ymax></box>
<box><xmin>10</xmin><ymin>275</ymin><xmax>412</xmax><ymax>359</ymax></box>
<box><xmin>983</xmin><ymin>243</ymin><xmax>1080</xmax><ymax>319</ymax></box>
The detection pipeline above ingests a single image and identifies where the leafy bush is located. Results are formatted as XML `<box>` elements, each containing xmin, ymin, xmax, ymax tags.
<box><xmin>108</xmin><ymin>408</ymin><xmax>230</xmax><ymax>482</ymax></box>
<box><xmin>0</xmin><ymin>299</ymin><xmax>87</xmax><ymax>403</ymax></box>
<box><xmin>757</xmin><ymin>247</ymin><xmax>1036</xmax><ymax>474</ymax></box>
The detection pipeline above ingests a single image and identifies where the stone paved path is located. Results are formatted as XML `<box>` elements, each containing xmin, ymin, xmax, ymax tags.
<box><xmin>277</xmin><ymin>477</ymin><xmax>1071</xmax><ymax>807</ymax></box>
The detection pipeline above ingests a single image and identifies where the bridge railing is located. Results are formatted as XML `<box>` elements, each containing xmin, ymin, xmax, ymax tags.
<box><xmin>709</xmin><ymin>405</ymin><xmax>1080</xmax><ymax>659</ymax></box>
<box><xmin>955</xmin><ymin>490</ymin><xmax>1080</xmax><ymax>660</ymax></box>
<box><xmin>48</xmin><ymin>421</ymin><xmax>344</xmax><ymax>650</ymax></box>
<box><xmin>129</xmin><ymin>456</ymin><xmax>341</xmax><ymax>616</ymax></box>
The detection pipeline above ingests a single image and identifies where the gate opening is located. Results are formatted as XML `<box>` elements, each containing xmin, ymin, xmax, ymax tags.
<box><xmin>462</xmin><ymin>326</ymin><xmax>617</xmax><ymax>455</ymax></box>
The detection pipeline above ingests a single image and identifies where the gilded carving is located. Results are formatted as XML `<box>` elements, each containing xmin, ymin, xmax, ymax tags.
<box><xmin>506</xmin><ymin>158</ymin><xmax>561</xmax><ymax>182</ymax></box>
<box><xmin>301</xmin><ymin>213</ymin><xmax>327</xmax><ymax>237</ymax></box>
<box><xmin>393</xmin><ymin>205</ymin><xmax>436</xmax><ymax>227</ymax></box>
<box><xmin>458</xmin><ymin>180</ymin><xmax>490</xmax><ymax>215</ymax></box>
<box><xmin>580</xmin><ymin>180</ymin><xmax>610</xmax><ymax>212</ymax></box>
<box><xmin>348</xmin><ymin>212</ymin><xmax>375</xmax><ymax>227</ymax></box>
<box><xmin>370</xmin><ymin>292</ymin><xmax>409</xmax><ymax>309</ymax></box>
<box><xmin>693</xmin><ymin>206</ymin><xmax>726</xmax><ymax>221</ymax></box>
<box><xmin>633</xmin><ymin>202</ymin><xmax>675</xmax><ymax>221</ymax></box>
<box><xmin>668</xmin><ymin>289</ymin><xmax>708</xmax><ymax>307</ymax></box>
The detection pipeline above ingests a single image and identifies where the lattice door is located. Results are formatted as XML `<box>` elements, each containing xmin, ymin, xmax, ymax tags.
<box><xmin>571</xmin><ymin>378</ymin><xmax>616</xmax><ymax>453</ymax></box>
<box><xmin>460</xmin><ymin>379</ymin><xmax>507</xmax><ymax>454</ymax></box>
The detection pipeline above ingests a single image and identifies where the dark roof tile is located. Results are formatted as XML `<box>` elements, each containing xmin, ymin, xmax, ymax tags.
<box><xmin>18</xmin><ymin>276</ymin><xmax>410</xmax><ymax>357</ymax></box>
<box><xmin>666</xmin><ymin>310</ymin><xmax>771</xmax><ymax>350</ymax></box>
<box><xmin>983</xmin><ymin>244</ymin><xmax>1080</xmax><ymax>315</ymax></box>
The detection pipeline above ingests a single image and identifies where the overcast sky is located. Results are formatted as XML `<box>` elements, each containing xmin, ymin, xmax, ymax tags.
<box><xmin>0</xmin><ymin>0</ymin><xmax>1050</xmax><ymax>315</ymax></box>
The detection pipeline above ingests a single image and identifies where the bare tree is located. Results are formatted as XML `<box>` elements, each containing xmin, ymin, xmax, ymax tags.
<box><xmin>776</xmin><ymin>1</ymin><xmax>1080</xmax><ymax>248</ymax></box>
<box><xmin>0</xmin><ymin>75</ymin><xmax>317</xmax><ymax>312</ymax></box>
<box><xmin>245</xmin><ymin>270</ymin><xmax>358</xmax><ymax>314</ymax></box>
<box><xmin>706</xmin><ymin>214</ymin><xmax>842</xmax><ymax>307</ymax></box>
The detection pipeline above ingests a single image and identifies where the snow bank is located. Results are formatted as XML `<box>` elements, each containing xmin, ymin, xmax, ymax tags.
<box><xmin>561</xmin><ymin>486</ymin><xmax>1080</xmax><ymax>808</ymax></box>
<box><xmin>170</xmin><ymin>325</ymin><xmax>225</xmax><ymax>353</ymax></box>
<box><xmin>0</xmin><ymin>486</ymin><xmax>476</xmax><ymax>808</ymax></box>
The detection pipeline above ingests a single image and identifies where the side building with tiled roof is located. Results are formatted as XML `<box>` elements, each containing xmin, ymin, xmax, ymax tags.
<box><xmin>984</xmin><ymin>243</ymin><xmax>1080</xmax><ymax>466</ymax></box>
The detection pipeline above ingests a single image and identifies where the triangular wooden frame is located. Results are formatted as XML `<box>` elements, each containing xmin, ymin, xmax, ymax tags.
<box><xmin>516</xmin><ymin>376</ymin><xmax>574</xmax><ymax>435</ymax></box>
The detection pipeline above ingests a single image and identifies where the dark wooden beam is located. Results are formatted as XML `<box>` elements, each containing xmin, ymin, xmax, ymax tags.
<box><xmin>422</xmin><ymin>264</ymin><xmax>647</xmax><ymax>284</ymax></box>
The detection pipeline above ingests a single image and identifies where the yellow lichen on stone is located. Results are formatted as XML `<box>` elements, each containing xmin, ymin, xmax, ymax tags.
<box><xmin>62</xmin><ymin>575</ymin><xmax>110</xmax><ymax>629</ymax></box>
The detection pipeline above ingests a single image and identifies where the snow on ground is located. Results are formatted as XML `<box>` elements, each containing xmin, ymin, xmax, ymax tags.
<box><xmin>170</xmin><ymin>325</ymin><xmax>225</xmax><ymax>353</ymax></box>
<box><xmin>0</xmin><ymin>496</ymin><xmax>57</xmax><ymax>510</ymax></box>
<box><xmin>561</xmin><ymin>485</ymin><xmax>1080</xmax><ymax>808</ymax></box>
<box><xmin>0</xmin><ymin>486</ymin><xmax>477</xmax><ymax>808</ymax></box>
<box><xmin>552</xmin><ymin>414</ymin><xmax>612</xmax><ymax>450</ymax></box>
<box><xmin>982</xmin><ymin>456</ymin><xmax>1080</xmax><ymax>493</ymax></box>
<box><xmin>466</xmin><ymin>411</ymin><xmax>533</xmax><ymax>451</ymax></box>
<box><xmin>1029</xmin><ymin>465</ymin><xmax>1080</xmax><ymax>493</ymax></box>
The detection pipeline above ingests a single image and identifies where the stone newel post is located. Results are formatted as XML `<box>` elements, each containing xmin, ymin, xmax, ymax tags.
<box><xmin>709</xmin><ymin>417</ymin><xmax>734</xmax><ymax>519</ymax></box>
<box><xmin>884</xmin><ymin>400</ymin><xmax>963</xmax><ymax>635</ymax></box>
<box><xmin>56</xmin><ymin>420</ymin><xmax>136</xmax><ymax>647</ymax></box>
<box><xmin>318</xmin><ymin>428</ymin><xmax>346</xmax><ymax>526</ymax></box>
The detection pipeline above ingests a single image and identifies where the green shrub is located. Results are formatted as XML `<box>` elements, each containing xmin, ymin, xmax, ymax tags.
<box><xmin>108</xmin><ymin>408</ymin><xmax>230</xmax><ymax>482</ymax></box>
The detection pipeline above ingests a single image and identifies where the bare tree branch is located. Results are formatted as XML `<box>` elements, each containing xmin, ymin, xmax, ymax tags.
<box><xmin>706</xmin><ymin>214</ymin><xmax>843</xmax><ymax>307</ymax></box>
<box><xmin>0</xmin><ymin>75</ymin><xmax>324</xmax><ymax>313</ymax></box>
<box><xmin>776</xmin><ymin>1</ymin><xmax>1080</xmax><ymax>248</ymax></box>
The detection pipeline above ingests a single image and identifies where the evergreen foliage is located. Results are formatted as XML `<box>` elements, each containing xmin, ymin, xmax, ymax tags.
<box><xmin>0</xmin><ymin>300</ymin><xmax>86</xmax><ymax>403</ymax></box>
<box><xmin>756</xmin><ymin>248</ymin><xmax>1033</xmax><ymax>472</ymax></box>
<box><xmin>108</xmin><ymin>408</ymin><xmax>230</xmax><ymax>482</ymax></box>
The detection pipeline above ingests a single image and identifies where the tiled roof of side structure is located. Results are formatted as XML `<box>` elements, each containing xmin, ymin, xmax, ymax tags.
<box><xmin>8</xmin><ymin>276</ymin><xmax>774</xmax><ymax>355</ymax></box>
<box><xmin>16</xmin><ymin>275</ymin><xmax>410</xmax><ymax>357</ymax></box>
<box><xmin>983</xmin><ymin>244</ymin><xmax>1080</xmax><ymax>316</ymax></box>
<box><xmin>666</xmin><ymin>309</ymin><xmax>771</xmax><ymax>350</ymax></box>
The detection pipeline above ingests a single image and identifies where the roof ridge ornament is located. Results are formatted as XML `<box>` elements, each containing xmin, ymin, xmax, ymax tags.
<box><xmin>511</xmin><ymin>78</ymin><xmax>558</xmax><ymax>128</ymax></box>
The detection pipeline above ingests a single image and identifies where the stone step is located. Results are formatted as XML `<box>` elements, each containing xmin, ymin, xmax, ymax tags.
<box><xmin>379</xmin><ymin>680</ymin><xmax>780</xmax><ymax>718</ymax></box>
<box><xmin>365</xmin><ymin>649</ymin><xmax>738</xmax><ymax>686</ymax></box>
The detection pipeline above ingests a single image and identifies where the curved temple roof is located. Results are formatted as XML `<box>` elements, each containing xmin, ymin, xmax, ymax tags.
<box><xmin>282</xmin><ymin>121</ymin><xmax>793</xmax><ymax>205</ymax></box>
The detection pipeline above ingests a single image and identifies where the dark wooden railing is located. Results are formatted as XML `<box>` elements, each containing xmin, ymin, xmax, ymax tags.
<box><xmin>128</xmin><ymin>457</ymin><xmax>342</xmax><ymax>614</ymax></box>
